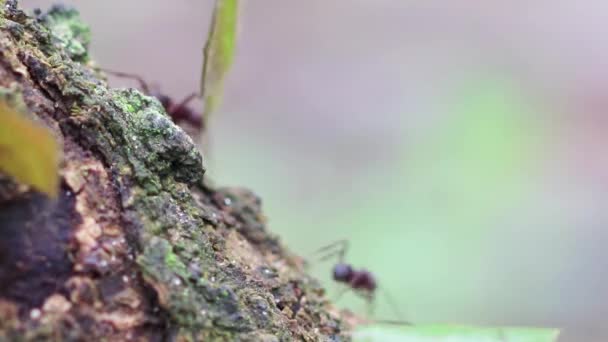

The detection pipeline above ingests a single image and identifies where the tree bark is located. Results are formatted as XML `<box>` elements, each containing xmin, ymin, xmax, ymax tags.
<box><xmin>0</xmin><ymin>2</ymin><xmax>346</xmax><ymax>341</ymax></box>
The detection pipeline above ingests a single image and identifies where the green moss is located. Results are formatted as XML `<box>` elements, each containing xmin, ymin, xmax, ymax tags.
<box><xmin>112</xmin><ymin>88</ymin><xmax>148</xmax><ymax>114</ymax></box>
<box><xmin>38</xmin><ymin>5</ymin><xmax>91</xmax><ymax>62</ymax></box>
<box><xmin>164</xmin><ymin>248</ymin><xmax>189</xmax><ymax>279</ymax></box>
<box><xmin>0</xmin><ymin>2</ymin><xmax>346</xmax><ymax>340</ymax></box>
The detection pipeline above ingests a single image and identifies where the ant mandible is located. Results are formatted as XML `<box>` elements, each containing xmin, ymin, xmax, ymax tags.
<box><xmin>315</xmin><ymin>240</ymin><xmax>410</xmax><ymax>324</ymax></box>
<box><xmin>101</xmin><ymin>69</ymin><xmax>204</xmax><ymax>132</ymax></box>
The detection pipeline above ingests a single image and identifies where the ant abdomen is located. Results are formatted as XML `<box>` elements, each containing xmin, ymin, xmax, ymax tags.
<box><xmin>349</xmin><ymin>269</ymin><xmax>377</xmax><ymax>292</ymax></box>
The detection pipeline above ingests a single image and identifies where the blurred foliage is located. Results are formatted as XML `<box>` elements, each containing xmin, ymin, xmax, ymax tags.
<box><xmin>201</xmin><ymin>0</ymin><xmax>239</xmax><ymax>127</ymax></box>
<box><xmin>405</xmin><ymin>77</ymin><xmax>541</xmax><ymax>223</ymax></box>
<box><xmin>212</xmin><ymin>76</ymin><xmax>549</xmax><ymax>322</ymax></box>
<box><xmin>353</xmin><ymin>324</ymin><xmax>559</xmax><ymax>342</ymax></box>
<box><xmin>0</xmin><ymin>101</ymin><xmax>60</xmax><ymax>198</ymax></box>
<box><xmin>303</xmin><ymin>76</ymin><xmax>546</xmax><ymax>314</ymax></box>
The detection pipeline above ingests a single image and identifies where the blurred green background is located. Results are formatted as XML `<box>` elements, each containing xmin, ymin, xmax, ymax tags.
<box><xmin>23</xmin><ymin>1</ymin><xmax>608</xmax><ymax>341</ymax></box>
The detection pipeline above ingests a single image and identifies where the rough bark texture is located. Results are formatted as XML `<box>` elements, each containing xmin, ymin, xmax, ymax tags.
<box><xmin>0</xmin><ymin>2</ymin><xmax>346</xmax><ymax>341</ymax></box>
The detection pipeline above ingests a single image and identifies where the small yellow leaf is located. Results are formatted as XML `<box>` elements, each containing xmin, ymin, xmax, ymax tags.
<box><xmin>200</xmin><ymin>0</ymin><xmax>239</xmax><ymax>126</ymax></box>
<box><xmin>0</xmin><ymin>102</ymin><xmax>60</xmax><ymax>198</ymax></box>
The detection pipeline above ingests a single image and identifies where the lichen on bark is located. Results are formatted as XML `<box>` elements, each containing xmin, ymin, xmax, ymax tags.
<box><xmin>0</xmin><ymin>1</ymin><xmax>347</xmax><ymax>341</ymax></box>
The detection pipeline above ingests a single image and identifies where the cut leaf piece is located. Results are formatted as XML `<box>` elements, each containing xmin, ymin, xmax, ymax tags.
<box><xmin>353</xmin><ymin>324</ymin><xmax>560</xmax><ymax>342</ymax></box>
<box><xmin>0</xmin><ymin>102</ymin><xmax>60</xmax><ymax>198</ymax></box>
<box><xmin>200</xmin><ymin>0</ymin><xmax>239</xmax><ymax>126</ymax></box>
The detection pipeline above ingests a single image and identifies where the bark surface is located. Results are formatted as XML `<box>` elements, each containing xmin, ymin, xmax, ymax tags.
<box><xmin>0</xmin><ymin>2</ymin><xmax>346</xmax><ymax>341</ymax></box>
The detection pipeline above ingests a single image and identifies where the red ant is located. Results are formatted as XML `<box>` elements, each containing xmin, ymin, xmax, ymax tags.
<box><xmin>315</xmin><ymin>240</ymin><xmax>411</xmax><ymax>325</ymax></box>
<box><xmin>101</xmin><ymin>69</ymin><xmax>204</xmax><ymax>132</ymax></box>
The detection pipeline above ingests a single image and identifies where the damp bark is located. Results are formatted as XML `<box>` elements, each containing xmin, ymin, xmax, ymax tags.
<box><xmin>0</xmin><ymin>1</ymin><xmax>347</xmax><ymax>341</ymax></box>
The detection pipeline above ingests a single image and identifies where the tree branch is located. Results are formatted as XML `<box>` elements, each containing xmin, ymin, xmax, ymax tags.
<box><xmin>0</xmin><ymin>2</ymin><xmax>346</xmax><ymax>340</ymax></box>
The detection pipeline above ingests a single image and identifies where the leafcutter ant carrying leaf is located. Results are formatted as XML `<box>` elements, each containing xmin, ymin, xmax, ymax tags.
<box><xmin>101</xmin><ymin>69</ymin><xmax>205</xmax><ymax>133</ymax></box>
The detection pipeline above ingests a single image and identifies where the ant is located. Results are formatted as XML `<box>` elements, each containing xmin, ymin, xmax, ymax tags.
<box><xmin>101</xmin><ymin>69</ymin><xmax>204</xmax><ymax>132</ymax></box>
<box><xmin>315</xmin><ymin>240</ymin><xmax>410</xmax><ymax>325</ymax></box>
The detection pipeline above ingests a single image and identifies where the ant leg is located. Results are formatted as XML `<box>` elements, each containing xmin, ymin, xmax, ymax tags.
<box><xmin>354</xmin><ymin>290</ymin><xmax>412</xmax><ymax>326</ymax></box>
<box><xmin>167</xmin><ymin>92</ymin><xmax>202</xmax><ymax>127</ymax></box>
<box><xmin>332</xmin><ymin>285</ymin><xmax>350</xmax><ymax>303</ymax></box>
<box><xmin>313</xmin><ymin>240</ymin><xmax>349</xmax><ymax>263</ymax></box>
<box><xmin>100</xmin><ymin>68</ymin><xmax>152</xmax><ymax>94</ymax></box>
<box><xmin>379</xmin><ymin>286</ymin><xmax>407</xmax><ymax>322</ymax></box>
<box><xmin>370</xmin><ymin>287</ymin><xmax>412</xmax><ymax>325</ymax></box>
<box><xmin>168</xmin><ymin>92</ymin><xmax>199</xmax><ymax>114</ymax></box>
<box><xmin>364</xmin><ymin>292</ymin><xmax>376</xmax><ymax>319</ymax></box>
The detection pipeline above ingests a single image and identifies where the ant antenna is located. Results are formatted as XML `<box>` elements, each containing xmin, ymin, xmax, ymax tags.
<box><xmin>99</xmin><ymin>68</ymin><xmax>152</xmax><ymax>94</ymax></box>
<box><xmin>313</xmin><ymin>239</ymin><xmax>349</xmax><ymax>263</ymax></box>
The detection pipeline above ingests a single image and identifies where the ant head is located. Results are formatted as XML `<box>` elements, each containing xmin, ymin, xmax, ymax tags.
<box><xmin>152</xmin><ymin>92</ymin><xmax>172</xmax><ymax>108</ymax></box>
<box><xmin>332</xmin><ymin>263</ymin><xmax>353</xmax><ymax>282</ymax></box>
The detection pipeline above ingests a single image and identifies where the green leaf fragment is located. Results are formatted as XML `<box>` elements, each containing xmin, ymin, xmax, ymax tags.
<box><xmin>353</xmin><ymin>324</ymin><xmax>560</xmax><ymax>342</ymax></box>
<box><xmin>200</xmin><ymin>0</ymin><xmax>239</xmax><ymax>127</ymax></box>
<box><xmin>0</xmin><ymin>102</ymin><xmax>61</xmax><ymax>198</ymax></box>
